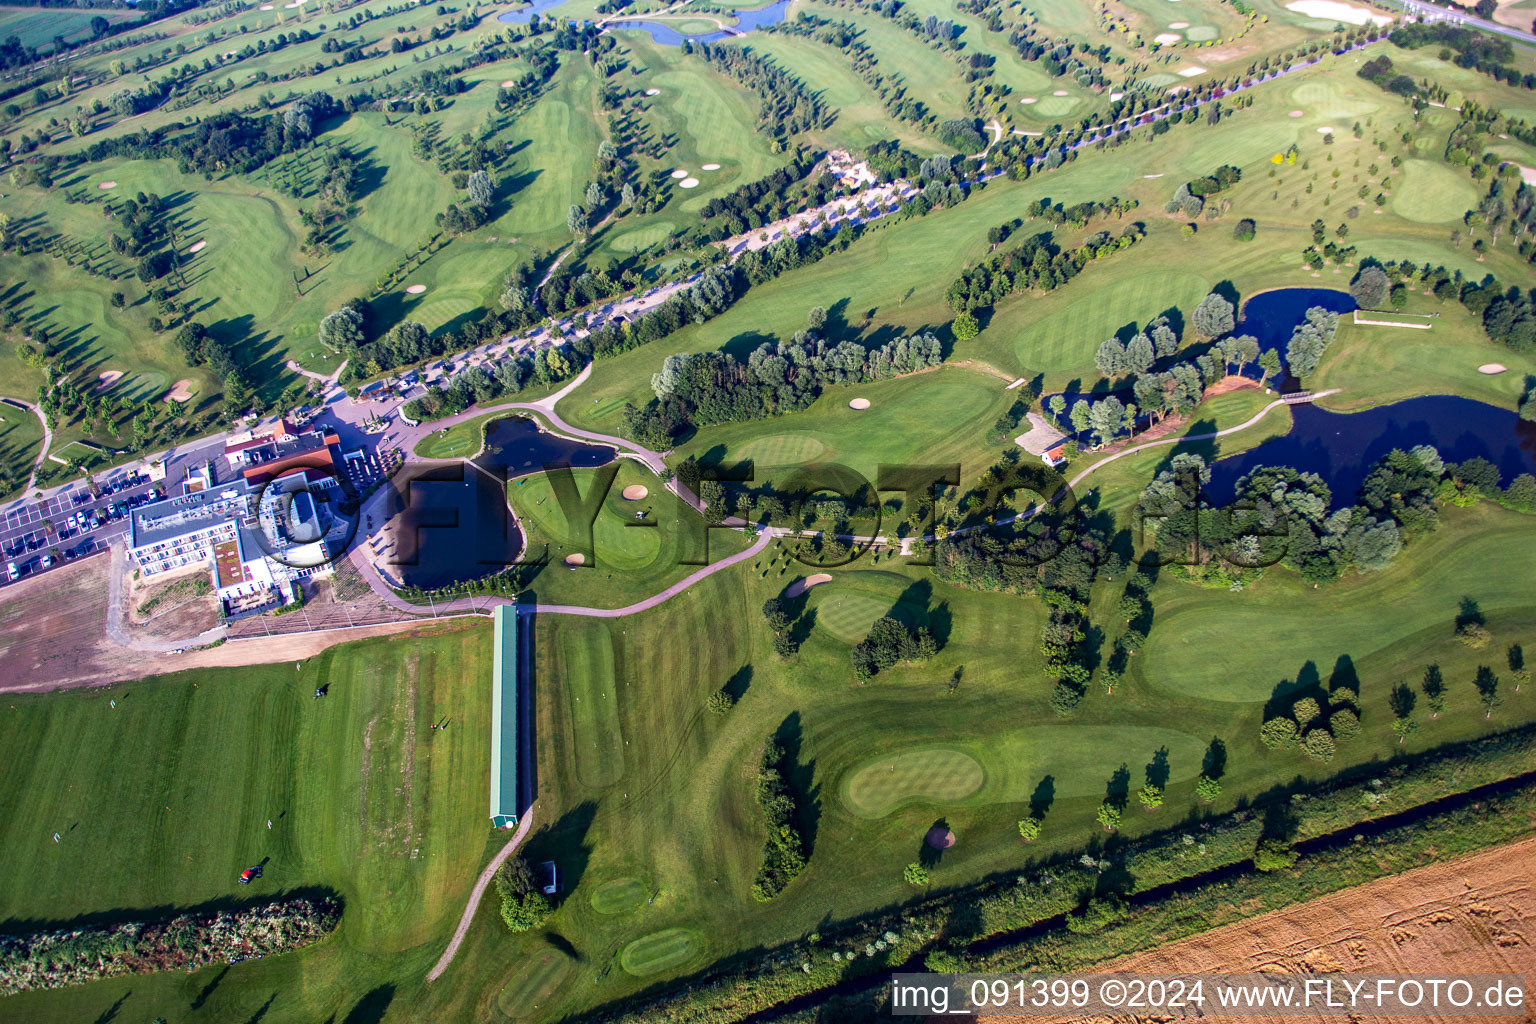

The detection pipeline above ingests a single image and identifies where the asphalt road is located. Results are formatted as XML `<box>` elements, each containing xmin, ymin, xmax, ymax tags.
<box><xmin>1392</xmin><ymin>0</ymin><xmax>1536</xmax><ymax>44</ymax></box>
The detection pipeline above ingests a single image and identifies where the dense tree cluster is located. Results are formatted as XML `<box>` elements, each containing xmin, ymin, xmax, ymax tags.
<box><xmin>83</xmin><ymin>92</ymin><xmax>342</xmax><ymax>176</ymax></box>
<box><xmin>1390</xmin><ymin>22</ymin><xmax>1536</xmax><ymax>91</ymax></box>
<box><xmin>1356</xmin><ymin>54</ymin><xmax>1418</xmax><ymax>96</ymax></box>
<box><xmin>623</xmin><ymin>328</ymin><xmax>942</xmax><ymax>448</ymax></box>
<box><xmin>1163</xmin><ymin>165</ymin><xmax>1240</xmax><ymax>218</ymax></box>
<box><xmin>750</xmin><ymin>741</ymin><xmax>808</xmax><ymax>901</ymax></box>
<box><xmin>402</xmin><ymin>345</ymin><xmax>576</xmax><ymax>423</ymax></box>
<box><xmin>851</xmin><ymin>616</ymin><xmax>938</xmax><ymax>680</ymax></box>
<box><xmin>945</xmin><ymin>226</ymin><xmax>1143</xmax><ymax>313</ymax></box>
<box><xmin>931</xmin><ymin>473</ymin><xmax>1118</xmax><ymax>713</ymax></box>
<box><xmin>694</xmin><ymin>42</ymin><xmax>836</xmax><ymax>139</ymax></box>
<box><xmin>1136</xmin><ymin>446</ymin><xmax>1458</xmax><ymax>585</ymax></box>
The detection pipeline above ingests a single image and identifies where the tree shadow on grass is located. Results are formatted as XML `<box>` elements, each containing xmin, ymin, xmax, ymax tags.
<box><xmin>1105</xmin><ymin>763</ymin><xmax>1131</xmax><ymax>809</ymax></box>
<box><xmin>1029</xmin><ymin>775</ymin><xmax>1055</xmax><ymax>819</ymax></box>
<box><xmin>339</xmin><ymin>985</ymin><xmax>394</xmax><ymax>1024</ymax></box>
<box><xmin>1145</xmin><ymin>746</ymin><xmax>1171</xmax><ymax>790</ymax></box>
<box><xmin>917</xmin><ymin>816</ymin><xmax>951</xmax><ymax>869</ymax></box>
<box><xmin>774</xmin><ymin>711</ymin><xmax>821</xmax><ymax>857</ymax></box>
<box><xmin>533</xmin><ymin>799</ymin><xmax>597</xmax><ymax>888</ymax></box>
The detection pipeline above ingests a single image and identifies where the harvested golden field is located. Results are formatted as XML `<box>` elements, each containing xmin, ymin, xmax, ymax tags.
<box><xmin>985</xmin><ymin>836</ymin><xmax>1536</xmax><ymax>1024</ymax></box>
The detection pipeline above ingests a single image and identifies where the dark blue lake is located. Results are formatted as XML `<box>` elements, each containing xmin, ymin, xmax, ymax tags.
<box><xmin>1235</xmin><ymin>287</ymin><xmax>1356</xmax><ymax>353</ymax></box>
<box><xmin>1204</xmin><ymin>396</ymin><xmax>1536</xmax><ymax>505</ymax></box>
<box><xmin>385</xmin><ymin>417</ymin><xmax>614</xmax><ymax>589</ymax></box>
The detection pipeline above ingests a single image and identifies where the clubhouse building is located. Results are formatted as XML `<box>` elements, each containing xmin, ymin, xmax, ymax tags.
<box><xmin>128</xmin><ymin>425</ymin><xmax>349</xmax><ymax>617</ymax></box>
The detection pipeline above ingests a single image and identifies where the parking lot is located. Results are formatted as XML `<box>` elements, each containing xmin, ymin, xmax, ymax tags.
<box><xmin>2</xmin><ymin>470</ymin><xmax>164</xmax><ymax>586</ymax></box>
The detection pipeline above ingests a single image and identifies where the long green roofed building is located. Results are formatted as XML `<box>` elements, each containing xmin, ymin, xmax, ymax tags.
<box><xmin>490</xmin><ymin>604</ymin><xmax>519</xmax><ymax>829</ymax></box>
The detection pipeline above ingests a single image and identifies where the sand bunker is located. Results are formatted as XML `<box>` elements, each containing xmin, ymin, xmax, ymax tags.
<box><xmin>500</xmin><ymin>79</ymin><xmax>516</xmax><ymax>87</ymax></box>
<box><xmin>97</xmin><ymin>181</ymin><xmax>117</xmax><ymax>189</ymax></box>
<box><xmin>1288</xmin><ymin>109</ymin><xmax>1305</xmax><ymax>117</ymax></box>
<box><xmin>621</xmin><ymin>484</ymin><xmax>649</xmax><ymax>500</ymax></box>
<box><xmin>678</xmin><ymin>177</ymin><xmax>699</xmax><ymax>188</ymax></box>
<box><xmin>259</xmin><ymin>3</ymin><xmax>272</xmax><ymax>7</ymax></box>
<box><xmin>848</xmin><ymin>397</ymin><xmax>871</xmax><ymax>410</ymax></box>
<box><xmin>96</xmin><ymin>370</ymin><xmax>123</xmax><ymax>392</ymax></box>
<box><xmin>784</xmin><ymin>573</ymin><xmax>833</xmax><ymax>598</ymax></box>
<box><xmin>405</xmin><ymin>284</ymin><xmax>427</xmax><ymax>294</ymax></box>
<box><xmin>164</xmin><ymin>380</ymin><xmax>194</xmax><ymax>403</ymax></box>
<box><xmin>925</xmin><ymin>827</ymin><xmax>957</xmax><ymax>850</ymax></box>
<box><xmin>564</xmin><ymin>552</ymin><xmax>586</xmax><ymax>566</ymax></box>
<box><xmin>1316</xmin><ymin>126</ymin><xmax>1335</xmax><ymax>133</ymax></box>
<box><xmin>701</xmin><ymin>163</ymin><xmax>721</xmax><ymax>170</ymax></box>
<box><xmin>1178</xmin><ymin>65</ymin><xmax>1207</xmax><ymax>77</ymax></box>
<box><xmin>644</xmin><ymin>88</ymin><xmax>660</xmax><ymax>96</ymax></box>
<box><xmin>1052</xmin><ymin>89</ymin><xmax>1069</xmax><ymax>96</ymax></box>
<box><xmin>1478</xmin><ymin>363</ymin><xmax>1508</xmax><ymax>375</ymax></box>
<box><xmin>186</xmin><ymin>240</ymin><xmax>207</xmax><ymax>254</ymax></box>
<box><xmin>1515</xmin><ymin>164</ymin><xmax>1536</xmax><ymax>185</ymax></box>
<box><xmin>1020</xmin><ymin>97</ymin><xmax>1037</xmax><ymax>104</ymax></box>
<box><xmin>1154</xmin><ymin>32</ymin><xmax>1182</xmax><ymax>43</ymax></box>
<box><xmin>670</xmin><ymin>169</ymin><xmax>689</xmax><ymax>179</ymax></box>
<box><xmin>1169</xmin><ymin>20</ymin><xmax>1190</xmax><ymax>27</ymax></box>
<box><xmin>1285</xmin><ymin>0</ymin><xmax>1391</xmax><ymax>25</ymax></box>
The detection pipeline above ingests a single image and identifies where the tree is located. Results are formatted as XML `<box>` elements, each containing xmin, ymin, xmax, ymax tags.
<box><xmin>903</xmin><ymin>862</ymin><xmax>930</xmax><ymax>885</ymax></box>
<box><xmin>1291</xmin><ymin>696</ymin><xmax>1321</xmax><ymax>728</ymax></box>
<box><xmin>1096</xmin><ymin>802</ymin><xmax>1121</xmax><ymax>831</ymax></box>
<box><xmin>1258</xmin><ymin>349</ymin><xmax>1281</xmax><ymax>388</ymax></box>
<box><xmin>951</xmin><ymin>310</ymin><xmax>979</xmax><ymax>342</ymax></box>
<box><xmin>1195</xmin><ymin>774</ymin><xmax>1221</xmax><ymax>803</ymax></box>
<box><xmin>807</xmin><ymin>305</ymin><xmax>827</xmax><ymax>329</ymax></box>
<box><xmin>708</xmin><ymin>689</ymin><xmax>736</xmax><ymax>714</ymax></box>
<box><xmin>1421</xmin><ymin>663</ymin><xmax>1446</xmax><ymax>717</ymax></box>
<box><xmin>1087</xmin><ymin>397</ymin><xmax>1125</xmax><ymax>447</ymax></box>
<box><xmin>1192</xmin><ymin>293</ymin><xmax>1235</xmax><ymax>339</ymax></box>
<box><xmin>318</xmin><ymin>306</ymin><xmax>364</xmax><ymax>351</ymax></box>
<box><xmin>1474</xmin><ymin>665</ymin><xmax>1501</xmax><ymax>718</ymax></box>
<box><xmin>1137</xmin><ymin>782</ymin><xmax>1164</xmax><ymax>811</ymax></box>
<box><xmin>1259</xmin><ymin>716</ymin><xmax>1298</xmax><ymax>749</ymax></box>
<box><xmin>494</xmin><ymin>854</ymin><xmax>553</xmax><ymax>932</ymax></box>
<box><xmin>1017</xmin><ymin>816</ymin><xmax>1041</xmax><ymax>841</ymax></box>
<box><xmin>1253</xmin><ymin>837</ymin><xmax>1297</xmax><ymax>872</ymax></box>
<box><xmin>1069</xmin><ymin>399</ymin><xmax>1091</xmax><ymax>435</ymax></box>
<box><xmin>1330</xmin><ymin>708</ymin><xmax>1361</xmax><ymax>739</ymax></box>
<box><xmin>585</xmin><ymin>181</ymin><xmax>603</xmax><ymax>209</ymax></box>
<box><xmin>1350</xmin><ymin>266</ymin><xmax>1390</xmax><ymax>309</ymax></box>
<box><xmin>223</xmin><ymin>371</ymin><xmax>251</xmax><ymax>417</ymax></box>
<box><xmin>567</xmin><ymin>204</ymin><xmax>589</xmax><ymax>238</ymax></box>
<box><xmin>466</xmin><ymin>169</ymin><xmax>493</xmax><ymax>207</ymax></box>
<box><xmin>1048</xmin><ymin>394</ymin><xmax>1066</xmax><ymax>425</ymax></box>
<box><xmin>1302</xmin><ymin>729</ymin><xmax>1336</xmax><ymax>762</ymax></box>
<box><xmin>1233</xmin><ymin>218</ymin><xmax>1256</xmax><ymax>242</ymax></box>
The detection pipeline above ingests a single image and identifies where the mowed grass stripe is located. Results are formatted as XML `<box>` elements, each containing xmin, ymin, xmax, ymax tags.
<box><xmin>589</xmin><ymin>876</ymin><xmax>648</xmax><ymax>915</ymax></box>
<box><xmin>620</xmin><ymin>928</ymin><xmax>705</xmax><ymax>976</ymax></box>
<box><xmin>843</xmin><ymin>747</ymin><xmax>986</xmax><ymax>817</ymax></box>
<box><xmin>561</xmin><ymin>617</ymin><xmax>626</xmax><ymax>789</ymax></box>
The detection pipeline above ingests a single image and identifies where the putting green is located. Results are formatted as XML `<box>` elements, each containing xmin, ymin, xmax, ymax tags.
<box><xmin>621</xmin><ymin>927</ymin><xmax>705</xmax><ymax>976</ymax></box>
<box><xmin>1033</xmin><ymin>94</ymin><xmax>1080</xmax><ymax>117</ymax></box>
<box><xmin>1392</xmin><ymin>161</ymin><xmax>1480</xmax><ymax>224</ymax></box>
<box><xmin>1141</xmin><ymin>72</ymin><xmax>1178</xmax><ymax>87</ymax></box>
<box><xmin>608</xmin><ymin>222</ymin><xmax>678</xmax><ymax>253</ymax></box>
<box><xmin>843</xmin><ymin>747</ymin><xmax>985</xmax><ymax>817</ymax></box>
<box><xmin>1288</xmin><ymin>78</ymin><xmax>1378</xmax><ymax>120</ymax></box>
<box><xmin>561</xmin><ymin>619</ymin><xmax>626</xmax><ymax>789</ymax></box>
<box><xmin>734</xmin><ymin>433</ymin><xmax>829</xmax><ymax>469</ymax></box>
<box><xmin>496</xmin><ymin>947</ymin><xmax>575</xmax><ymax>1016</ymax></box>
<box><xmin>590</xmin><ymin>876</ymin><xmax>648</xmax><ymax>915</ymax></box>
<box><xmin>1183</xmin><ymin>24</ymin><xmax>1217</xmax><ymax>39</ymax></box>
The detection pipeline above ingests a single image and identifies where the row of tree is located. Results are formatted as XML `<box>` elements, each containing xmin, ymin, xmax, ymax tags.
<box><xmin>945</xmin><ymin>225</ymin><xmax>1144</xmax><ymax>313</ymax></box>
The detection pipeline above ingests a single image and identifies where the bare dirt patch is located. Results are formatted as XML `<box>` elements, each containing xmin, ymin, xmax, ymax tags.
<box><xmin>986</xmin><ymin>835</ymin><xmax>1536</xmax><ymax>1022</ymax></box>
<box><xmin>128</xmin><ymin>565</ymin><xmax>220</xmax><ymax>640</ymax></box>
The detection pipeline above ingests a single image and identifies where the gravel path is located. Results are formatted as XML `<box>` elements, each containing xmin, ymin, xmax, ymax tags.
<box><xmin>426</xmin><ymin>805</ymin><xmax>535</xmax><ymax>983</ymax></box>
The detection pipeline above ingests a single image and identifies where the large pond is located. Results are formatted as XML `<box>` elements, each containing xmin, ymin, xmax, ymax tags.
<box><xmin>385</xmin><ymin>417</ymin><xmax>615</xmax><ymax>590</ymax></box>
<box><xmin>1235</xmin><ymin>287</ymin><xmax>1356</xmax><ymax>353</ymax></box>
<box><xmin>497</xmin><ymin>0</ymin><xmax>789</xmax><ymax>44</ymax></box>
<box><xmin>1204</xmin><ymin>395</ymin><xmax>1536</xmax><ymax>505</ymax></box>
